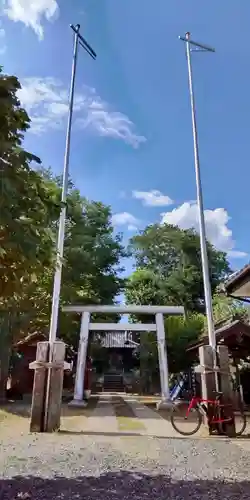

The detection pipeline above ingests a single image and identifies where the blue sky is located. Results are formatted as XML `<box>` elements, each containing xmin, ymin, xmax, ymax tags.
<box><xmin>1</xmin><ymin>0</ymin><xmax>250</xmax><ymax>276</ymax></box>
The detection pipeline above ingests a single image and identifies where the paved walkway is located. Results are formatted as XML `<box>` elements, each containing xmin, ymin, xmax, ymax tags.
<box><xmin>60</xmin><ymin>393</ymin><xmax>208</xmax><ymax>438</ymax></box>
<box><xmin>84</xmin><ymin>394</ymin><xmax>118</xmax><ymax>433</ymax></box>
<box><xmin>1</xmin><ymin>393</ymin><xmax>249</xmax><ymax>441</ymax></box>
<box><xmin>124</xmin><ymin>396</ymin><xmax>201</xmax><ymax>437</ymax></box>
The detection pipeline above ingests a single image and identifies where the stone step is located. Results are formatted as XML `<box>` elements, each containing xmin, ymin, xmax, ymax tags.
<box><xmin>103</xmin><ymin>375</ymin><xmax>125</xmax><ymax>392</ymax></box>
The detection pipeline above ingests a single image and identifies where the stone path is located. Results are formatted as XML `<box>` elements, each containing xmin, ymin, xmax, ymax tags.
<box><xmin>59</xmin><ymin>394</ymin><xmax>217</xmax><ymax>438</ymax></box>
<box><xmin>124</xmin><ymin>396</ymin><xmax>204</xmax><ymax>437</ymax></box>
<box><xmin>1</xmin><ymin>394</ymin><xmax>249</xmax><ymax>441</ymax></box>
<box><xmin>84</xmin><ymin>394</ymin><xmax>118</xmax><ymax>433</ymax></box>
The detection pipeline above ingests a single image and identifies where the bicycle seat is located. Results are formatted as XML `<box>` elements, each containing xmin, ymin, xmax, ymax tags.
<box><xmin>213</xmin><ymin>390</ymin><xmax>223</xmax><ymax>396</ymax></box>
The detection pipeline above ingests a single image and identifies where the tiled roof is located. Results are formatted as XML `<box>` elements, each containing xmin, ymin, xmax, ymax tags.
<box><xmin>187</xmin><ymin>319</ymin><xmax>250</xmax><ymax>352</ymax></box>
<box><xmin>225</xmin><ymin>263</ymin><xmax>250</xmax><ymax>291</ymax></box>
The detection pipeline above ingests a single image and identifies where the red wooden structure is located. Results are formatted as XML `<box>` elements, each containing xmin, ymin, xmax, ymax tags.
<box><xmin>10</xmin><ymin>332</ymin><xmax>74</xmax><ymax>395</ymax></box>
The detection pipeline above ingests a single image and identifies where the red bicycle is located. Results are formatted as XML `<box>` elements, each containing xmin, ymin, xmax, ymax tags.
<box><xmin>170</xmin><ymin>391</ymin><xmax>246</xmax><ymax>436</ymax></box>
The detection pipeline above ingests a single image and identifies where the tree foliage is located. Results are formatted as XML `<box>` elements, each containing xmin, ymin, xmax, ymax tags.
<box><xmin>165</xmin><ymin>314</ymin><xmax>205</xmax><ymax>373</ymax></box>
<box><xmin>125</xmin><ymin>223</ymin><xmax>235</xmax><ymax>375</ymax></box>
<box><xmin>1</xmin><ymin>170</ymin><xmax>126</xmax><ymax>349</ymax></box>
<box><xmin>136</xmin><ymin>294</ymin><xmax>248</xmax><ymax>379</ymax></box>
<box><xmin>212</xmin><ymin>293</ymin><xmax>248</xmax><ymax>324</ymax></box>
<box><xmin>126</xmin><ymin>223</ymin><xmax>231</xmax><ymax>312</ymax></box>
<box><xmin>0</xmin><ymin>68</ymin><xmax>58</xmax><ymax>304</ymax></box>
<box><xmin>136</xmin><ymin>314</ymin><xmax>205</xmax><ymax>378</ymax></box>
<box><xmin>0</xmin><ymin>68</ymin><xmax>125</xmax><ymax>399</ymax></box>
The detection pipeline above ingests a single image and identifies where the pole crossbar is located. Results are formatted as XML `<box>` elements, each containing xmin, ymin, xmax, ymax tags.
<box><xmin>179</xmin><ymin>35</ymin><xmax>215</xmax><ymax>53</ymax></box>
<box><xmin>70</xmin><ymin>23</ymin><xmax>97</xmax><ymax>58</ymax></box>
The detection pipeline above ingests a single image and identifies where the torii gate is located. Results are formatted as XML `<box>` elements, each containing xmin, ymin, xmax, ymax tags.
<box><xmin>62</xmin><ymin>304</ymin><xmax>184</xmax><ymax>408</ymax></box>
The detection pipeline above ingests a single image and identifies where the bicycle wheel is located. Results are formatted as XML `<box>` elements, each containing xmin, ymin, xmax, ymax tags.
<box><xmin>234</xmin><ymin>410</ymin><xmax>247</xmax><ymax>436</ymax></box>
<box><xmin>171</xmin><ymin>402</ymin><xmax>202</xmax><ymax>436</ymax></box>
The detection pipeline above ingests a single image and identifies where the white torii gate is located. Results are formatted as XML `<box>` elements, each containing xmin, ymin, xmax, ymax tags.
<box><xmin>62</xmin><ymin>304</ymin><xmax>184</xmax><ymax>408</ymax></box>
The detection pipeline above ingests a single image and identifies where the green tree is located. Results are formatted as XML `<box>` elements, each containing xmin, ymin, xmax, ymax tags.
<box><xmin>126</xmin><ymin>224</ymin><xmax>231</xmax><ymax>313</ymax></box>
<box><xmin>124</xmin><ymin>223</ymin><xmax>233</xmax><ymax>379</ymax></box>
<box><xmin>0</xmin><ymin>66</ymin><xmax>125</xmax><ymax>398</ymax></box>
<box><xmin>58</xmin><ymin>187</ymin><xmax>126</xmax><ymax>348</ymax></box>
<box><xmin>136</xmin><ymin>314</ymin><xmax>204</xmax><ymax>385</ymax></box>
<box><xmin>212</xmin><ymin>293</ymin><xmax>248</xmax><ymax>324</ymax></box>
<box><xmin>0</xmin><ymin>69</ymin><xmax>57</xmax><ymax>301</ymax></box>
<box><xmin>166</xmin><ymin>314</ymin><xmax>205</xmax><ymax>373</ymax></box>
<box><xmin>1</xmin><ymin>169</ymin><xmax>126</xmax><ymax>351</ymax></box>
<box><xmin>0</xmin><ymin>69</ymin><xmax>59</xmax><ymax>400</ymax></box>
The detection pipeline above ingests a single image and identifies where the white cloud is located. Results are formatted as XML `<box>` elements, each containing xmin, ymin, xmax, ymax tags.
<box><xmin>76</xmin><ymin>94</ymin><xmax>146</xmax><ymax>148</ymax></box>
<box><xmin>133</xmin><ymin>189</ymin><xmax>173</xmax><ymax>207</ymax></box>
<box><xmin>227</xmin><ymin>250</ymin><xmax>247</xmax><ymax>258</ymax></box>
<box><xmin>161</xmin><ymin>202</ymin><xmax>247</xmax><ymax>258</ymax></box>
<box><xmin>112</xmin><ymin>212</ymin><xmax>139</xmax><ymax>231</ymax></box>
<box><xmin>3</xmin><ymin>0</ymin><xmax>59</xmax><ymax>40</ymax></box>
<box><xmin>127</xmin><ymin>224</ymin><xmax>138</xmax><ymax>232</ymax></box>
<box><xmin>17</xmin><ymin>77</ymin><xmax>146</xmax><ymax>147</ymax></box>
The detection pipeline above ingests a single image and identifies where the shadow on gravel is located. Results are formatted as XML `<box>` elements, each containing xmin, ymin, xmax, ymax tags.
<box><xmin>0</xmin><ymin>397</ymin><xmax>100</xmax><ymax>419</ymax></box>
<box><xmin>0</xmin><ymin>403</ymin><xmax>31</xmax><ymax>418</ymax></box>
<box><xmin>0</xmin><ymin>471</ymin><xmax>250</xmax><ymax>499</ymax></box>
<box><xmin>59</xmin><ymin>430</ymin><xmax>145</xmax><ymax>437</ymax></box>
<box><xmin>58</xmin><ymin>429</ymin><xmax>227</xmax><ymax>440</ymax></box>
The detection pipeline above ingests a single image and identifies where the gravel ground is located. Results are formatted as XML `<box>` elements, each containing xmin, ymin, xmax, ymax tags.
<box><xmin>1</xmin><ymin>431</ymin><xmax>250</xmax><ymax>499</ymax></box>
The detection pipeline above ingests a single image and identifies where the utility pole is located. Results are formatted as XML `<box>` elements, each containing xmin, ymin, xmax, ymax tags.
<box><xmin>49</xmin><ymin>24</ymin><xmax>96</xmax><ymax>344</ymax></box>
<box><xmin>179</xmin><ymin>32</ymin><xmax>216</xmax><ymax>350</ymax></box>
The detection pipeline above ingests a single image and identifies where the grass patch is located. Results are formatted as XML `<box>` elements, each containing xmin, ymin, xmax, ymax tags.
<box><xmin>117</xmin><ymin>416</ymin><xmax>145</xmax><ymax>431</ymax></box>
<box><xmin>138</xmin><ymin>398</ymin><xmax>159</xmax><ymax>405</ymax></box>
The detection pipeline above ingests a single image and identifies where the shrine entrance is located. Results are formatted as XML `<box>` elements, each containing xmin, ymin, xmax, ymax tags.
<box><xmin>62</xmin><ymin>304</ymin><xmax>184</xmax><ymax>408</ymax></box>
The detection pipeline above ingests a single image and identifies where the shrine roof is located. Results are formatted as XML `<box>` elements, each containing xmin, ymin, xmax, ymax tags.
<box><xmin>187</xmin><ymin>318</ymin><xmax>250</xmax><ymax>357</ymax></box>
<box><xmin>224</xmin><ymin>264</ymin><xmax>250</xmax><ymax>298</ymax></box>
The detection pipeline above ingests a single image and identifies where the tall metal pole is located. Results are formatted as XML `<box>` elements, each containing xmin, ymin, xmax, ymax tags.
<box><xmin>49</xmin><ymin>25</ymin><xmax>80</xmax><ymax>343</ymax></box>
<box><xmin>48</xmin><ymin>24</ymin><xmax>96</xmax><ymax>344</ymax></box>
<box><xmin>44</xmin><ymin>24</ymin><xmax>96</xmax><ymax>430</ymax></box>
<box><xmin>179</xmin><ymin>32</ymin><xmax>216</xmax><ymax>350</ymax></box>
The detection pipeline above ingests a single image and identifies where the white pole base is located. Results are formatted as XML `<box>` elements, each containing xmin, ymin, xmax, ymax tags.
<box><xmin>68</xmin><ymin>399</ymin><xmax>88</xmax><ymax>408</ymax></box>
